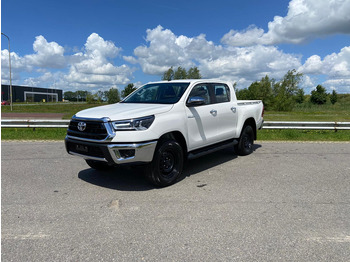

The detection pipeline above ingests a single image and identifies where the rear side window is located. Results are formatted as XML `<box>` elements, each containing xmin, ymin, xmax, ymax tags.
<box><xmin>214</xmin><ymin>84</ymin><xmax>230</xmax><ymax>103</ymax></box>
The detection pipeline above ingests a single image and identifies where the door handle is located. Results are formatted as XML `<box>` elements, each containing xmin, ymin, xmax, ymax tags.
<box><xmin>231</xmin><ymin>107</ymin><xmax>236</xmax><ymax>113</ymax></box>
<box><xmin>210</xmin><ymin>109</ymin><xmax>217</xmax><ymax>115</ymax></box>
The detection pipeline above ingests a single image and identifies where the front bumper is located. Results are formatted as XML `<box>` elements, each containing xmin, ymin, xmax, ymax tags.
<box><xmin>65</xmin><ymin>137</ymin><xmax>157</xmax><ymax>165</ymax></box>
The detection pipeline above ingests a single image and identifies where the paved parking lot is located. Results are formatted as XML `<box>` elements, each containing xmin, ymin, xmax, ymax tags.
<box><xmin>2</xmin><ymin>141</ymin><xmax>350</xmax><ymax>261</ymax></box>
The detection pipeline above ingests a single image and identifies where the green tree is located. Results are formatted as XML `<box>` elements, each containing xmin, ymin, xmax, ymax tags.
<box><xmin>237</xmin><ymin>75</ymin><xmax>274</xmax><ymax>110</ymax></box>
<box><xmin>236</xmin><ymin>88</ymin><xmax>251</xmax><ymax>100</ymax></box>
<box><xmin>162</xmin><ymin>66</ymin><xmax>202</xmax><ymax>80</ymax></box>
<box><xmin>162</xmin><ymin>67</ymin><xmax>175</xmax><ymax>81</ymax></box>
<box><xmin>96</xmin><ymin>90</ymin><xmax>105</xmax><ymax>102</ymax></box>
<box><xmin>295</xmin><ymin>88</ymin><xmax>305</xmax><ymax>104</ymax></box>
<box><xmin>310</xmin><ymin>85</ymin><xmax>327</xmax><ymax>105</ymax></box>
<box><xmin>330</xmin><ymin>89</ymin><xmax>338</xmax><ymax>105</ymax></box>
<box><xmin>63</xmin><ymin>91</ymin><xmax>76</xmax><ymax>101</ymax></box>
<box><xmin>272</xmin><ymin>69</ymin><xmax>303</xmax><ymax>111</ymax></box>
<box><xmin>259</xmin><ymin>75</ymin><xmax>274</xmax><ymax>109</ymax></box>
<box><xmin>86</xmin><ymin>93</ymin><xmax>98</xmax><ymax>104</ymax></box>
<box><xmin>248</xmin><ymin>75</ymin><xmax>274</xmax><ymax>110</ymax></box>
<box><xmin>187</xmin><ymin>67</ymin><xmax>201</xmax><ymax>79</ymax></box>
<box><xmin>103</xmin><ymin>90</ymin><xmax>109</xmax><ymax>101</ymax></box>
<box><xmin>174</xmin><ymin>66</ymin><xmax>187</xmax><ymax>80</ymax></box>
<box><xmin>121</xmin><ymin>83</ymin><xmax>137</xmax><ymax>98</ymax></box>
<box><xmin>106</xmin><ymin>88</ymin><xmax>121</xmax><ymax>104</ymax></box>
<box><xmin>76</xmin><ymin>90</ymin><xmax>88</xmax><ymax>102</ymax></box>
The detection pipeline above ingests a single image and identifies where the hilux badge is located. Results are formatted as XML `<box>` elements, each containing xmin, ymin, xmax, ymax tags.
<box><xmin>77</xmin><ymin>122</ymin><xmax>87</xmax><ymax>131</ymax></box>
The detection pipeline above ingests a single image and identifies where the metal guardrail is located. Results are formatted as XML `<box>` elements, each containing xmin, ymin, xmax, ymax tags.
<box><xmin>263</xmin><ymin>121</ymin><xmax>350</xmax><ymax>130</ymax></box>
<box><xmin>1</xmin><ymin>119</ymin><xmax>350</xmax><ymax>130</ymax></box>
<box><xmin>1</xmin><ymin>119</ymin><xmax>70</xmax><ymax>128</ymax></box>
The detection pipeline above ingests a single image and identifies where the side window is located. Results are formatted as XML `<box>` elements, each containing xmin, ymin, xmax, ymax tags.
<box><xmin>188</xmin><ymin>84</ymin><xmax>210</xmax><ymax>105</ymax></box>
<box><xmin>214</xmin><ymin>84</ymin><xmax>230</xmax><ymax>103</ymax></box>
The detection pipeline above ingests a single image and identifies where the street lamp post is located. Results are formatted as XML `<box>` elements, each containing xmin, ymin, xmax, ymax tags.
<box><xmin>1</xmin><ymin>32</ymin><xmax>13</xmax><ymax>111</ymax></box>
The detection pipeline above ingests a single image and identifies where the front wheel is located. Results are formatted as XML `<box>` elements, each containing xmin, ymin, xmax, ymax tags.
<box><xmin>235</xmin><ymin>125</ymin><xmax>254</xmax><ymax>156</ymax></box>
<box><xmin>146</xmin><ymin>140</ymin><xmax>184</xmax><ymax>187</ymax></box>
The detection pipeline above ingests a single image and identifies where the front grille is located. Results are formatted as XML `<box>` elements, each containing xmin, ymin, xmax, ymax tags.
<box><xmin>66</xmin><ymin>141</ymin><xmax>105</xmax><ymax>158</ymax></box>
<box><xmin>67</xmin><ymin>119</ymin><xmax>109</xmax><ymax>140</ymax></box>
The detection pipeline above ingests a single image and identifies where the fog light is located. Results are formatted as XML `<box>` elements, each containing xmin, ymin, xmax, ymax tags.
<box><xmin>119</xmin><ymin>149</ymin><xmax>135</xmax><ymax>159</ymax></box>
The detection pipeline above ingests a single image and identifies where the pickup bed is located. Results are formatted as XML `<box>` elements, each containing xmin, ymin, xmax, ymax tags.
<box><xmin>65</xmin><ymin>79</ymin><xmax>264</xmax><ymax>186</ymax></box>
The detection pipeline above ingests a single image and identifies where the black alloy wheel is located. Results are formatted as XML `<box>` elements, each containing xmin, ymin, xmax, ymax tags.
<box><xmin>146</xmin><ymin>139</ymin><xmax>184</xmax><ymax>187</ymax></box>
<box><xmin>235</xmin><ymin>125</ymin><xmax>254</xmax><ymax>156</ymax></box>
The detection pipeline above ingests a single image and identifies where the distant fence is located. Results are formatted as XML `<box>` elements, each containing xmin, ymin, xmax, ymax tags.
<box><xmin>1</xmin><ymin>119</ymin><xmax>350</xmax><ymax>130</ymax></box>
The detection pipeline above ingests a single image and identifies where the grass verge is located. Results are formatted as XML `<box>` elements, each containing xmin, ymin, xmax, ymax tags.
<box><xmin>1</xmin><ymin>102</ymin><xmax>102</xmax><ymax>119</ymax></box>
<box><xmin>2</xmin><ymin>128</ymin><xmax>349</xmax><ymax>142</ymax></box>
<box><xmin>258</xmin><ymin>129</ymin><xmax>350</xmax><ymax>141</ymax></box>
<box><xmin>1</xmin><ymin>128</ymin><xmax>67</xmax><ymax>141</ymax></box>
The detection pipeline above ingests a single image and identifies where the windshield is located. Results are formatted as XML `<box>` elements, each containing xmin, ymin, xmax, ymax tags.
<box><xmin>122</xmin><ymin>82</ymin><xmax>190</xmax><ymax>104</ymax></box>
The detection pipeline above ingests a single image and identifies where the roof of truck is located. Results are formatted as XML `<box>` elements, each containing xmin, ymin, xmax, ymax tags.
<box><xmin>147</xmin><ymin>79</ymin><xmax>230</xmax><ymax>85</ymax></box>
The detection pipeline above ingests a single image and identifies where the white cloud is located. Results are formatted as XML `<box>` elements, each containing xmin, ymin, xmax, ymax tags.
<box><xmin>25</xmin><ymin>35</ymin><xmax>66</xmax><ymax>68</ymax></box>
<box><xmin>84</xmin><ymin>33</ymin><xmax>121</xmax><ymax>60</ymax></box>
<box><xmin>1</xmin><ymin>34</ymin><xmax>135</xmax><ymax>91</ymax></box>
<box><xmin>123</xmin><ymin>56</ymin><xmax>138</xmax><ymax>64</ymax></box>
<box><xmin>130</xmin><ymin>25</ymin><xmax>350</xmax><ymax>92</ymax></box>
<box><xmin>130</xmin><ymin>26</ymin><xmax>302</xmax><ymax>89</ymax></box>
<box><xmin>323</xmin><ymin>47</ymin><xmax>350</xmax><ymax>78</ymax></box>
<box><xmin>2</xmin><ymin>36</ymin><xmax>66</xmax><ymax>85</ymax></box>
<box><xmin>65</xmin><ymin>33</ymin><xmax>134</xmax><ymax>88</ymax></box>
<box><xmin>299</xmin><ymin>47</ymin><xmax>350</xmax><ymax>77</ymax></box>
<box><xmin>199</xmin><ymin>45</ymin><xmax>302</xmax><ymax>84</ymax></box>
<box><xmin>133</xmin><ymin>25</ymin><xmax>194</xmax><ymax>75</ymax></box>
<box><xmin>23</xmin><ymin>72</ymin><xmax>56</xmax><ymax>87</ymax></box>
<box><xmin>222</xmin><ymin>0</ymin><xmax>350</xmax><ymax>46</ymax></box>
<box><xmin>300</xmin><ymin>55</ymin><xmax>323</xmax><ymax>74</ymax></box>
<box><xmin>323</xmin><ymin>79</ymin><xmax>350</xmax><ymax>93</ymax></box>
<box><xmin>297</xmin><ymin>46</ymin><xmax>350</xmax><ymax>92</ymax></box>
<box><xmin>299</xmin><ymin>75</ymin><xmax>317</xmax><ymax>93</ymax></box>
<box><xmin>221</xmin><ymin>26</ymin><xmax>265</xmax><ymax>47</ymax></box>
<box><xmin>1</xmin><ymin>49</ymin><xmax>31</xmax><ymax>82</ymax></box>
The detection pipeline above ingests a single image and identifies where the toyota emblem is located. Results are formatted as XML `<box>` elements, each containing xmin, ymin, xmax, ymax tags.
<box><xmin>77</xmin><ymin>122</ymin><xmax>87</xmax><ymax>131</ymax></box>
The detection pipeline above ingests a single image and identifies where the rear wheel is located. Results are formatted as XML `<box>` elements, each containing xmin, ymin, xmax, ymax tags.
<box><xmin>235</xmin><ymin>125</ymin><xmax>254</xmax><ymax>156</ymax></box>
<box><xmin>85</xmin><ymin>159</ymin><xmax>112</xmax><ymax>170</ymax></box>
<box><xmin>146</xmin><ymin>139</ymin><xmax>184</xmax><ymax>187</ymax></box>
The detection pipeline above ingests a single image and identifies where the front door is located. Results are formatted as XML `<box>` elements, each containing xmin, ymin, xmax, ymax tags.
<box><xmin>185</xmin><ymin>84</ymin><xmax>218</xmax><ymax>150</ymax></box>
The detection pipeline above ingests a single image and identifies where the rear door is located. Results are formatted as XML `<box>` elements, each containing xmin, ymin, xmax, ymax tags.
<box><xmin>211</xmin><ymin>83</ymin><xmax>238</xmax><ymax>141</ymax></box>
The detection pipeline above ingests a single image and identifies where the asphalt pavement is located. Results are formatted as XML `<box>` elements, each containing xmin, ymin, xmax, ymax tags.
<box><xmin>1</xmin><ymin>141</ymin><xmax>350</xmax><ymax>261</ymax></box>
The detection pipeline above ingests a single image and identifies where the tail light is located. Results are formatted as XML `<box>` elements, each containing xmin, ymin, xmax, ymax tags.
<box><xmin>262</xmin><ymin>105</ymin><xmax>265</xmax><ymax>117</ymax></box>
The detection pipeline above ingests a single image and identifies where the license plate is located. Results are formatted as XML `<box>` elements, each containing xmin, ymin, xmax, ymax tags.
<box><xmin>76</xmin><ymin>144</ymin><xmax>89</xmax><ymax>153</ymax></box>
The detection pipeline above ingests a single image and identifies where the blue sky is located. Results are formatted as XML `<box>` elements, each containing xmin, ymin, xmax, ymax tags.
<box><xmin>1</xmin><ymin>0</ymin><xmax>350</xmax><ymax>93</ymax></box>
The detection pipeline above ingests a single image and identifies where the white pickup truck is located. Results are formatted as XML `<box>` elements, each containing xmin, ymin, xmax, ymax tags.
<box><xmin>65</xmin><ymin>79</ymin><xmax>264</xmax><ymax>186</ymax></box>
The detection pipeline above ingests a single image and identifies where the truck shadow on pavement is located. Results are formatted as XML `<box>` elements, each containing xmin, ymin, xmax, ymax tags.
<box><xmin>181</xmin><ymin>144</ymin><xmax>261</xmax><ymax>181</ymax></box>
<box><xmin>78</xmin><ymin>144</ymin><xmax>262</xmax><ymax>191</ymax></box>
<box><xmin>78</xmin><ymin>166</ymin><xmax>155</xmax><ymax>191</ymax></box>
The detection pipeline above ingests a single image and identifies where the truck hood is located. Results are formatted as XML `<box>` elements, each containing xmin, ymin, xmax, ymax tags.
<box><xmin>75</xmin><ymin>103</ymin><xmax>174</xmax><ymax>120</ymax></box>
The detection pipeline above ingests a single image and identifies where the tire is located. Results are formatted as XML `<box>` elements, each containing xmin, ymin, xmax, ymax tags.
<box><xmin>85</xmin><ymin>159</ymin><xmax>112</xmax><ymax>170</ymax></box>
<box><xmin>235</xmin><ymin>125</ymin><xmax>254</xmax><ymax>156</ymax></box>
<box><xmin>146</xmin><ymin>139</ymin><xmax>184</xmax><ymax>187</ymax></box>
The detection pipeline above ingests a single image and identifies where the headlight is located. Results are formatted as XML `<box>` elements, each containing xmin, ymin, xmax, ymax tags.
<box><xmin>112</xmin><ymin>115</ymin><xmax>155</xmax><ymax>131</ymax></box>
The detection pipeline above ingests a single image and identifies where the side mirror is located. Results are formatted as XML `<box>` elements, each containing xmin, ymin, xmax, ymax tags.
<box><xmin>186</xmin><ymin>96</ymin><xmax>205</xmax><ymax>107</ymax></box>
